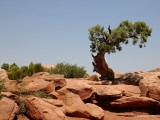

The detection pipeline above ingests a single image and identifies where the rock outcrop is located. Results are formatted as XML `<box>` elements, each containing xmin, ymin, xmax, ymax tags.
<box><xmin>1</xmin><ymin>69</ymin><xmax>160</xmax><ymax>120</ymax></box>
<box><xmin>4</xmin><ymin>80</ymin><xmax>19</xmax><ymax>92</ymax></box>
<box><xmin>139</xmin><ymin>71</ymin><xmax>160</xmax><ymax>101</ymax></box>
<box><xmin>58</xmin><ymin>79</ymin><xmax>94</xmax><ymax>100</ymax></box>
<box><xmin>4</xmin><ymin>72</ymin><xmax>66</xmax><ymax>93</ymax></box>
<box><xmin>109</xmin><ymin>96</ymin><xmax>158</xmax><ymax>108</ymax></box>
<box><xmin>0</xmin><ymin>97</ymin><xmax>18</xmax><ymax>120</ymax></box>
<box><xmin>92</xmin><ymin>84</ymin><xmax>140</xmax><ymax>98</ymax></box>
<box><xmin>26</xmin><ymin>97</ymin><xmax>66</xmax><ymax>120</ymax></box>
<box><xmin>92</xmin><ymin>85</ymin><xmax>122</xmax><ymax>98</ymax></box>
<box><xmin>63</xmin><ymin>92</ymin><xmax>104</xmax><ymax>120</ymax></box>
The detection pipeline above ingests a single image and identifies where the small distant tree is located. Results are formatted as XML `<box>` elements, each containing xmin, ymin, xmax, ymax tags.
<box><xmin>34</xmin><ymin>63</ymin><xmax>45</xmax><ymax>73</ymax></box>
<box><xmin>1</xmin><ymin>63</ymin><xmax>9</xmax><ymax>71</ymax></box>
<box><xmin>8</xmin><ymin>64</ymin><xmax>20</xmax><ymax>80</ymax></box>
<box><xmin>10</xmin><ymin>63</ymin><xmax>19</xmax><ymax>70</ymax></box>
<box><xmin>89</xmin><ymin>20</ymin><xmax>152</xmax><ymax>80</ymax></box>
<box><xmin>20</xmin><ymin>66</ymin><xmax>29</xmax><ymax>79</ymax></box>
<box><xmin>28</xmin><ymin>62</ymin><xmax>35</xmax><ymax>76</ymax></box>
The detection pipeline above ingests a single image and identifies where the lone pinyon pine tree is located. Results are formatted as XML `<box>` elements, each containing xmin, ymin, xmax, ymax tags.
<box><xmin>89</xmin><ymin>20</ymin><xmax>152</xmax><ymax>80</ymax></box>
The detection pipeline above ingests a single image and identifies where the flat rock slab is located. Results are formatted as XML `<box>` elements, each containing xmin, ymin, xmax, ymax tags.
<box><xmin>26</xmin><ymin>97</ymin><xmax>66</xmax><ymax>120</ymax></box>
<box><xmin>92</xmin><ymin>84</ymin><xmax>141</xmax><ymax>98</ymax></box>
<box><xmin>109</xmin><ymin>96</ymin><xmax>158</xmax><ymax>108</ymax></box>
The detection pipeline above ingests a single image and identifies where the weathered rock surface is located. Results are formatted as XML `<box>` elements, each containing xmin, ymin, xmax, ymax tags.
<box><xmin>92</xmin><ymin>85</ymin><xmax>122</xmax><ymax>98</ymax></box>
<box><xmin>1</xmin><ymin>92</ymin><xmax>17</xmax><ymax>99</ymax></box>
<box><xmin>93</xmin><ymin>84</ymin><xmax>141</xmax><ymax>98</ymax></box>
<box><xmin>0</xmin><ymin>97</ymin><xmax>18</xmax><ymax>120</ymax></box>
<box><xmin>0</xmin><ymin>68</ymin><xmax>8</xmax><ymax>80</ymax></box>
<box><xmin>22</xmin><ymin>76</ymin><xmax>55</xmax><ymax>93</ymax></box>
<box><xmin>31</xmin><ymin>72</ymin><xmax>66</xmax><ymax>89</ymax></box>
<box><xmin>112</xmin><ymin>85</ymin><xmax>141</xmax><ymax>97</ymax></box>
<box><xmin>4</xmin><ymin>80</ymin><xmax>19</xmax><ymax>92</ymax></box>
<box><xmin>4</xmin><ymin>72</ymin><xmax>66</xmax><ymax>93</ymax></box>
<box><xmin>58</xmin><ymin>79</ymin><xmax>94</xmax><ymax>100</ymax></box>
<box><xmin>17</xmin><ymin>114</ymin><xmax>30</xmax><ymax>120</ymax></box>
<box><xmin>109</xmin><ymin>96</ymin><xmax>158</xmax><ymax>108</ymax></box>
<box><xmin>64</xmin><ymin>92</ymin><xmax>104</xmax><ymax>120</ymax></box>
<box><xmin>2</xmin><ymin>70</ymin><xmax>160</xmax><ymax>119</ymax></box>
<box><xmin>26</xmin><ymin>97</ymin><xmax>66</xmax><ymax>120</ymax></box>
<box><xmin>139</xmin><ymin>71</ymin><xmax>160</xmax><ymax>101</ymax></box>
<box><xmin>87</xmin><ymin>74</ymin><xmax>100</xmax><ymax>81</ymax></box>
<box><xmin>72</xmin><ymin>79</ymin><xmax>112</xmax><ymax>85</ymax></box>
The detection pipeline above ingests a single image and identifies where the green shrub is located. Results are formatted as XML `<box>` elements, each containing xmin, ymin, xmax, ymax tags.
<box><xmin>1</xmin><ymin>63</ymin><xmax>9</xmax><ymax>71</ymax></box>
<box><xmin>17</xmin><ymin>100</ymin><xmax>26</xmax><ymax>114</ymax></box>
<box><xmin>26</xmin><ymin>91</ymin><xmax>52</xmax><ymax>98</ymax></box>
<box><xmin>15</xmin><ymin>90</ymin><xmax>52</xmax><ymax>99</ymax></box>
<box><xmin>20</xmin><ymin>66</ymin><xmax>29</xmax><ymax>79</ymax></box>
<box><xmin>28</xmin><ymin>62</ymin><xmax>35</xmax><ymax>76</ymax></box>
<box><xmin>34</xmin><ymin>63</ymin><xmax>45</xmax><ymax>73</ymax></box>
<box><xmin>49</xmin><ymin>63</ymin><xmax>87</xmax><ymax>78</ymax></box>
<box><xmin>7</xmin><ymin>64</ymin><xmax>21</xmax><ymax>80</ymax></box>
<box><xmin>1</xmin><ymin>62</ymin><xmax>45</xmax><ymax>80</ymax></box>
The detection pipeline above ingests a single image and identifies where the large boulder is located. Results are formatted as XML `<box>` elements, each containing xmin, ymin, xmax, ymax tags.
<box><xmin>92</xmin><ymin>85</ymin><xmax>122</xmax><ymax>98</ymax></box>
<box><xmin>93</xmin><ymin>84</ymin><xmax>141</xmax><ymax>98</ymax></box>
<box><xmin>31</xmin><ymin>72</ymin><xmax>66</xmax><ymax>89</ymax></box>
<box><xmin>109</xmin><ymin>96</ymin><xmax>158</xmax><ymax>108</ymax></box>
<box><xmin>0</xmin><ymin>97</ymin><xmax>18</xmax><ymax>120</ymax></box>
<box><xmin>21</xmin><ymin>76</ymin><xmax>55</xmax><ymax>93</ymax></box>
<box><xmin>64</xmin><ymin>92</ymin><xmax>104</xmax><ymax>120</ymax></box>
<box><xmin>139</xmin><ymin>71</ymin><xmax>160</xmax><ymax>101</ymax></box>
<box><xmin>112</xmin><ymin>84</ymin><xmax>141</xmax><ymax>97</ymax></box>
<box><xmin>26</xmin><ymin>97</ymin><xmax>66</xmax><ymax>120</ymax></box>
<box><xmin>57</xmin><ymin>79</ymin><xmax>94</xmax><ymax>100</ymax></box>
<box><xmin>4</xmin><ymin>80</ymin><xmax>19</xmax><ymax>92</ymax></box>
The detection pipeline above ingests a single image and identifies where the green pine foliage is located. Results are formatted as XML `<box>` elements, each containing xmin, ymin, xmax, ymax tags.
<box><xmin>89</xmin><ymin>20</ymin><xmax>152</xmax><ymax>54</ymax></box>
<box><xmin>49</xmin><ymin>63</ymin><xmax>87</xmax><ymax>78</ymax></box>
<box><xmin>34</xmin><ymin>63</ymin><xmax>45</xmax><ymax>73</ymax></box>
<box><xmin>1</xmin><ymin>63</ymin><xmax>9</xmax><ymax>71</ymax></box>
<box><xmin>1</xmin><ymin>62</ymin><xmax>45</xmax><ymax>80</ymax></box>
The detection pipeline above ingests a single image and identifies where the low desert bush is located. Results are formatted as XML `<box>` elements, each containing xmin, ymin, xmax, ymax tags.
<box><xmin>17</xmin><ymin>99</ymin><xmax>27</xmax><ymax>114</ymax></box>
<box><xmin>15</xmin><ymin>90</ymin><xmax>52</xmax><ymax>99</ymax></box>
<box><xmin>49</xmin><ymin>62</ymin><xmax>87</xmax><ymax>78</ymax></box>
<box><xmin>1</xmin><ymin>62</ymin><xmax>45</xmax><ymax>80</ymax></box>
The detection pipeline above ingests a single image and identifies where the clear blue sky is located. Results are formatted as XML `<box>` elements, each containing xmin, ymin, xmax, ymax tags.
<box><xmin>0</xmin><ymin>0</ymin><xmax>160</xmax><ymax>74</ymax></box>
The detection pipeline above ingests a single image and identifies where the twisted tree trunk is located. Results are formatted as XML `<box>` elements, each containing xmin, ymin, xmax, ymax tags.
<box><xmin>92</xmin><ymin>52</ymin><xmax>115</xmax><ymax>80</ymax></box>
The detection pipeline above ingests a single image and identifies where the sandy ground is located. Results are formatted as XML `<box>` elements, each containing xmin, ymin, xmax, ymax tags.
<box><xmin>66</xmin><ymin>110</ymin><xmax>160</xmax><ymax>120</ymax></box>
